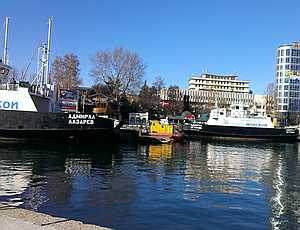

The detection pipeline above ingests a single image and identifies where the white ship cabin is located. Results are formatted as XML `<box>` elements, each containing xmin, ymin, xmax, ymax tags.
<box><xmin>0</xmin><ymin>62</ymin><xmax>55</xmax><ymax>112</ymax></box>
<box><xmin>207</xmin><ymin>104</ymin><xmax>275</xmax><ymax>128</ymax></box>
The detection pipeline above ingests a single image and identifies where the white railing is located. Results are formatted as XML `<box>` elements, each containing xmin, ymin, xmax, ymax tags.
<box><xmin>0</xmin><ymin>83</ymin><xmax>18</xmax><ymax>91</ymax></box>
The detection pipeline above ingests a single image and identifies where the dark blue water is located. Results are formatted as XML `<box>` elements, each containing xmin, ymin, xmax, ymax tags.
<box><xmin>0</xmin><ymin>140</ymin><xmax>300</xmax><ymax>230</ymax></box>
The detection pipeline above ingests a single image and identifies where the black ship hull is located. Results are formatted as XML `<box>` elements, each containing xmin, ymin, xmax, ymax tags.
<box><xmin>0</xmin><ymin>110</ymin><xmax>118</xmax><ymax>143</ymax></box>
<box><xmin>183</xmin><ymin>124</ymin><xmax>299</xmax><ymax>142</ymax></box>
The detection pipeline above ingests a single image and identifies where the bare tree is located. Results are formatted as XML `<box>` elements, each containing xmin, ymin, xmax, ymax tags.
<box><xmin>167</xmin><ymin>85</ymin><xmax>183</xmax><ymax>115</ymax></box>
<box><xmin>50</xmin><ymin>53</ymin><xmax>81</xmax><ymax>90</ymax></box>
<box><xmin>153</xmin><ymin>75</ymin><xmax>165</xmax><ymax>91</ymax></box>
<box><xmin>6</xmin><ymin>66</ymin><xmax>26</xmax><ymax>82</ymax></box>
<box><xmin>90</xmin><ymin>47</ymin><xmax>146</xmax><ymax>99</ymax></box>
<box><xmin>265</xmin><ymin>82</ymin><xmax>276</xmax><ymax>115</ymax></box>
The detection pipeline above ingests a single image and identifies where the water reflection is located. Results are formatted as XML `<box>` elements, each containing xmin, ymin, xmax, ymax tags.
<box><xmin>269</xmin><ymin>143</ymin><xmax>300</xmax><ymax>230</ymax></box>
<box><xmin>0</xmin><ymin>158</ymin><xmax>32</xmax><ymax>206</ymax></box>
<box><xmin>185</xmin><ymin>141</ymin><xmax>273</xmax><ymax>194</ymax></box>
<box><xmin>0</xmin><ymin>140</ymin><xmax>300</xmax><ymax>229</ymax></box>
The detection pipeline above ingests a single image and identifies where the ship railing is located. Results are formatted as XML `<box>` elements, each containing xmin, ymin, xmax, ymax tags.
<box><xmin>29</xmin><ymin>84</ymin><xmax>53</xmax><ymax>98</ymax></box>
<box><xmin>0</xmin><ymin>83</ymin><xmax>19</xmax><ymax>91</ymax></box>
<box><xmin>228</xmin><ymin>113</ymin><xmax>269</xmax><ymax>119</ymax></box>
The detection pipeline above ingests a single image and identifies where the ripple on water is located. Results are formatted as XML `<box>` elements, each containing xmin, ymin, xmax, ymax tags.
<box><xmin>0</xmin><ymin>141</ymin><xmax>299</xmax><ymax>229</ymax></box>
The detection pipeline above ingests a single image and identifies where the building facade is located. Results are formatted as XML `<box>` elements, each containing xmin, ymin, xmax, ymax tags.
<box><xmin>160</xmin><ymin>88</ymin><xmax>269</xmax><ymax>115</ymax></box>
<box><xmin>276</xmin><ymin>42</ymin><xmax>300</xmax><ymax>115</ymax></box>
<box><xmin>189</xmin><ymin>73</ymin><xmax>250</xmax><ymax>93</ymax></box>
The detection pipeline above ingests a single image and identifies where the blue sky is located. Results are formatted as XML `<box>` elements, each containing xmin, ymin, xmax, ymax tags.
<box><xmin>1</xmin><ymin>0</ymin><xmax>300</xmax><ymax>93</ymax></box>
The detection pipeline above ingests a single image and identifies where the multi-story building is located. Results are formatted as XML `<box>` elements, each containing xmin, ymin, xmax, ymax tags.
<box><xmin>276</xmin><ymin>42</ymin><xmax>300</xmax><ymax>117</ymax></box>
<box><xmin>160</xmin><ymin>88</ymin><xmax>253</xmax><ymax>105</ymax></box>
<box><xmin>160</xmin><ymin>88</ymin><xmax>270</xmax><ymax>115</ymax></box>
<box><xmin>161</xmin><ymin>88</ymin><xmax>248</xmax><ymax>108</ymax></box>
<box><xmin>189</xmin><ymin>73</ymin><xmax>250</xmax><ymax>93</ymax></box>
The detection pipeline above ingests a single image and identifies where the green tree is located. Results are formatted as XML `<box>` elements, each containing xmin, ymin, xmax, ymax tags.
<box><xmin>138</xmin><ymin>82</ymin><xmax>157</xmax><ymax>112</ymax></box>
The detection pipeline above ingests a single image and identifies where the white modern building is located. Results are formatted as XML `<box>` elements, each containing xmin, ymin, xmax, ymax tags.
<box><xmin>276</xmin><ymin>42</ymin><xmax>300</xmax><ymax>114</ymax></box>
<box><xmin>189</xmin><ymin>73</ymin><xmax>250</xmax><ymax>93</ymax></box>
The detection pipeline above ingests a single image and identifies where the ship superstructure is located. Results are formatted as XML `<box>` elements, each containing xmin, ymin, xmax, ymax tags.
<box><xmin>0</xmin><ymin>17</ymin><xmax>118</xmax><ymax>143</ymax></box>
<box><xmin>183</xmin><ymin>104</ymin><xmax>298</xmax><ymax>142</ymax></box>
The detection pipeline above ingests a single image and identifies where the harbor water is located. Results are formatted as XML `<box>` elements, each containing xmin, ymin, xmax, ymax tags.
<box><xmin>0</xmin><ymin>140</ymin><xmax>300</xmax><ymax>230</ymax></box>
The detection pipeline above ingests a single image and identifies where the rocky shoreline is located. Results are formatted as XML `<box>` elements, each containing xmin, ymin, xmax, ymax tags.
<box><xmin>0</xmin><ymin>203</ymin><xmax>111</xmax><ymax>230</ymax></box>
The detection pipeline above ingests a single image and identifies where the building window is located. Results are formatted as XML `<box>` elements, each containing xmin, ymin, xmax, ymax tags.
<box><xmin>283</xmin><ymin>105</ymin><xmax>288</xmax><ymax>110</ymax></box>
<box><xmin>286</xmin><ymin>57</ymin><xmax>290</xmax><ymax>63</ymax></box>
<box><xmin>284</xmin><ymin>85</ymin><xmax>288</xmax><ymax>90</ymax></box>
<box><xmin>285</xmin><ymin>65</ymin><xmax>290</xmax><ymax>70</ymax></box>
<box><xmin>281</xmin><ymin>50</ymin><xmax>284</xmax><ymax>56</ymax></box>
<box><xmin>286</xmin><ymin>49</ymin><xmax>291</xmax><ymax>56</ymax></box>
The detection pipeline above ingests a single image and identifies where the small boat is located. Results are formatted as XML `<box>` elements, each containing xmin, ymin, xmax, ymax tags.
<box><xmin>138</xmin><ymin>120</ymin><xmax>183</xmax><ymax>144</ymax></box>
<box><xmin>183</xmin><ymin>104</ymin><xmax>299</xmax><ymax>142</ymax></box>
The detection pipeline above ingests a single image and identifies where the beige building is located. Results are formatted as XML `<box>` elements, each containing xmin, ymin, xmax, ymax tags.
<box><xmin>189</xmin><ymin>73</ymin><xmax>250</xmax><ymax>93</ymax></box>
<box><xmin>160</xmin><ymin>88</ymin><xmax>253</xmax><ymax>107</ymax></box>
<box><xmin>160</xmin><ymin>88</ymin><xmax>270</xmax><ymax>115</ymax></box>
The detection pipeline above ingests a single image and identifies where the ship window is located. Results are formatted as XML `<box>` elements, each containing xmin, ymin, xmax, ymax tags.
<box><xmin>236</xmin><ymin>106</ymin><xmax>239</xmax><ymax>109</ymax></box>
<box><xmin>220</xmin><ymin>112</ymin><xmax>224</xmax><ymax>115</ymax></box>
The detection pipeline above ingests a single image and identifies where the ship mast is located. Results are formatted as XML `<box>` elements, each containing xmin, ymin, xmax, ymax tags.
<box><xmin>3</xmin><ymin>16</ymin><xmax>9</xmax><ymax>65</ymax></box>
<box><xmin>31</xmin><ymin>17</ymin><xmax>53</xmax><ymax>90</ymax></box>
<box><xmin>45</xmin><ymin>17</ymin><xmax>52</xmax><ymax>84</ymax></box>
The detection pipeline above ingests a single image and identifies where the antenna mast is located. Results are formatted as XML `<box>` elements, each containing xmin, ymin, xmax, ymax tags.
<box><xmin>3</xmin><ymin>16</ymin><xmax>9</xmax><ymax>65</ymax></box>
<box><xmin>45</xmin><ymin>17</ymin><xmax>52</xmax><ymax>84</ymax></box>
<box><xmin>31</xmin><ymin>17</ymin><xmax>53</xmax><ymax>88</ymax></box>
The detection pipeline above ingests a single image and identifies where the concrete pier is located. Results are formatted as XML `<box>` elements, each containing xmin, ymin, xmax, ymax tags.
<box><xmin>0</xmin><ymin>203</ymin><xmax>111</xmax><ymax>230</ymax></box>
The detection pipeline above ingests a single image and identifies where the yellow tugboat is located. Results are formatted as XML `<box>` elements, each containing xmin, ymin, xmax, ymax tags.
<box><xmin>139</xmin><ymin>120</ymin><xmax>182</xmax><ymax>144</ymax></box>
